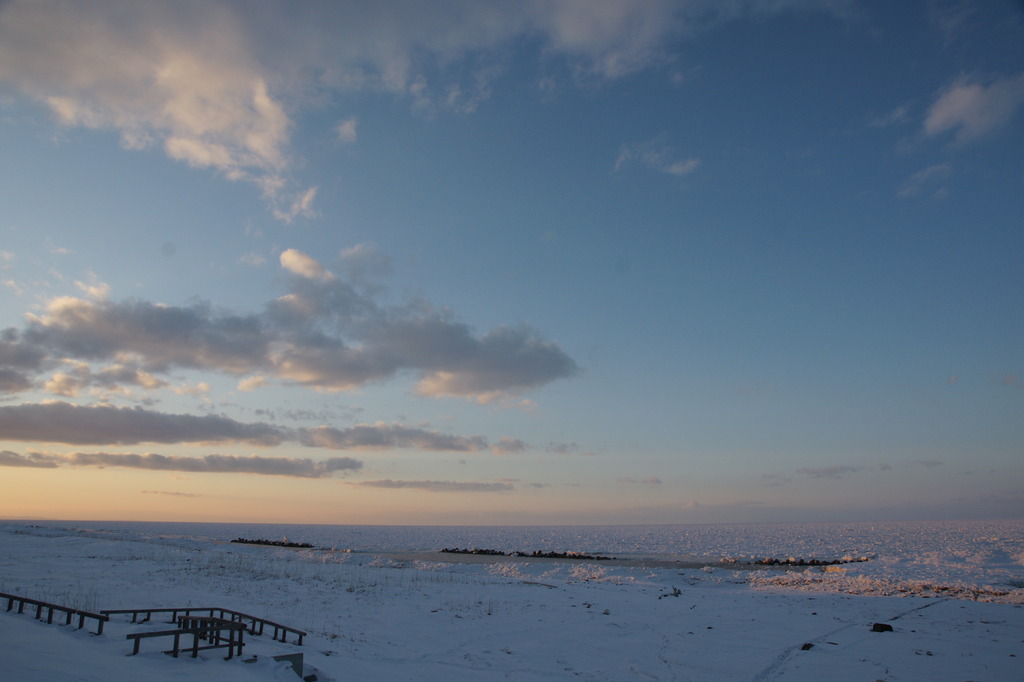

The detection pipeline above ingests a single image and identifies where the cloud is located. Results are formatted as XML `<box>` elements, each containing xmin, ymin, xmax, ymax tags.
<box><xmin>0</xmin><ymin>328</ymin><xmax>45</xmax><ymax>392</ymax></box>
<box><xmin>795</xmin><ymin>465</ymin><xmax>860</xmax><ymax>479</ymax></box>
<box><xmin>268</xmin><ymin>253</ymin><xmax>579</xmax><ymax>398</ymax></box>
<box><xmin>492</xmin><ymin>437</ymin><xmax>529</xmax><ymax>455</ymax></box>
<box><xmin>0</xmin><ymin>402</ymin><xmax>493</xmax><ymax>460</ymax></box>
<box><xmin>0</xmin><ymin>328</ymin><xmax>46</xmax><ymax>368</ymax></box>
<box><xmin>17</xmin><ymin>248</ymin><xmax>576</xmax><ymax>402</ymax></box>
<box><xmin>272</xmin><ymin>186</ymin><xmax>319</xmax><ymax>224</ymax></box>
<box><xmin>239</xmin><ymin>252</ymin><xmax>267</xmax><ymax>267</ymax></box>
<box><xmin>615</xmin><ymin>135</ymin><xmax>699</xmax><ymax>176</ymax></box>
<box><xmin>141</xmin><ymin>490</ymin><xmax>203</xmax><ymax>497</ymax></box>
<box><xmin>0</xmin><ymin>0</ymin><xmax>302</xmax><ymax>218</ymax></box>
<box><xmin>413</xmin><ymin>325</ymin><xmax>580</xmax><ymax>401</ymax></box>
<box><xmin>924</xmin><ymin>72</ymin><xmax>1024</xmax><ymax>143</ymax></box>
<box><xmin>44</xmin><ymin>361</ymin><xmax>169</xmax><ymax>398</ymax></box>
<box><xmin>926</xmin><ymin>0</ymin><xmax>981</xmax><ymax>45</ymax></box>
<box><xmin>237</xmin><ymin>375</ymin><xmax>269</xmax><ymax>392</ymax></box>
<box><xmin>760</xmin><ymin>473</ymin><xmax>791</xmax><ymax>487</ymax></box>
<box><xmin>0</xmin><ymin>402</ymin><xmax>286</xmax><ymax>446</ymax></box>
<box><xmin>171</xmin><ymin>381</ymin><xmax>210</xmax><ymax>397</ymax></box>
<box><xmin>280</xmin><ymin>248</ymin><xmax>332</xmax><ymax>280</ymax></box>
<box><xmin>869</xmin><ymin>104</ymin><xmax>911</xmax><ymax>128</ymax></box>
<box><xmin>339</xmin><ymin>242</ymin><xmax>393</xmax><ymax>282</ymax></box>
<box><xmin>24</xmin><ymin>296</ymin><xmax>269</xmax><ymax>375</ymax></box>
<box><xmin>0</xmin><ymin>369</ymin><xmax>33</xmax><ymax>393</ymax></box>
<box><xmin>355</xmin><ymin>479</ymin><xmax>513</xmax><ymax>493</ymax></box>
<box><xmin>0</xmin><ymin>449</ymin><xmax>361</xmax><ymax>478</ymax></box>
<box><xmin>74</xmin><ymin>274</ymin><xmax>111</xmax><ymax>301</ymax></box>
<box><xmin>663</xmin><ymin>158</ymin><xmax>700</xmax><ymax>176</ymax></box>
<box><xmin>336</xmin><ymin>117</ymin><xmax>358</xmax><ymax>143</ymax></box>
<box><xmin>300</xmin><ymin>423</ymin><xmax>487</xmax><ymax>452</ymax></box>
<box><xmin>0</xmin><ymin>0</ymin><xmax>849</xmax><ymax>220</ymax></box>
<box><xmin>0</xmin><ymin>450</ymin><xmax>59</xmax><ymax>468</ymax></box>
<box><xmin>897</xmin><ymin>163</ymin><xmax>952</xmax><ymax>198</ymax></box>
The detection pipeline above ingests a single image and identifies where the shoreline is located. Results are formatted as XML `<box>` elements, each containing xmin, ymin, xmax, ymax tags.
<box><xmin>365</xmin><ymin>549</ymin><xmax>795</xmax><ymax>572</ymax></box>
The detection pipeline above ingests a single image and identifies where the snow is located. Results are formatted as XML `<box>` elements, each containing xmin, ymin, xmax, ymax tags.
<box><xmin>1</xmin><ymin>520</ymin><xmax>1022</xmax><ymax>680</ymax></box>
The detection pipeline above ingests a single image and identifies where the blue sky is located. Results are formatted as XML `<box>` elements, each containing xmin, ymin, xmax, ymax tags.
<box><xmin>1</xmin><ymin>0</ymin><xmax>1021</xmax><ymax>524</ymax></box>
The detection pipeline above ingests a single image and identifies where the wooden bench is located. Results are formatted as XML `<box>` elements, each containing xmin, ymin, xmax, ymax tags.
<box><xmin>126</xmin><ymin>618</ymin><xmax>246</xmax><ymax>659</ymax></box>
<box><xmin>1</xmin><ymin>592</ymin><xmax>108</xmax><ymax>635</ymax></box>
<box><xmin>102</xmin><ymin>606</ymin><xmax>305</xmax><ymax>645</ymax></box>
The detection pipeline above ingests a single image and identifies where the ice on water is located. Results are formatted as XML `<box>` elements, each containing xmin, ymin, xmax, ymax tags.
<box><xmin>19</xmin><ymin>518</ymin><xmax>1024</xmax><ymax>593</ymax></box>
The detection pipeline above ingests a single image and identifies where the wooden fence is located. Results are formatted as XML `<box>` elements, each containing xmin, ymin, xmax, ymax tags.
<box><xmin>1</xmin><ymin>592</ymin><xmax>108</xmax><ymax>635</ymax></box>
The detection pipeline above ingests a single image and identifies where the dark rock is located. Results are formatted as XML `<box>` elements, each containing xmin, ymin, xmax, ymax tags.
<box><xmin>801</xmin><ymin>642</ymin><xmax>814</xmax><ymax>650</ymax></box>
<box><xmin>232</xmin><ymin>537</ymin><xmax>314</xmax><ymax>549</ymax></box>
<box><xmin>871</xmin><ymin>622</ymin><xmax>894</xmax><ymax>632</ymax></box>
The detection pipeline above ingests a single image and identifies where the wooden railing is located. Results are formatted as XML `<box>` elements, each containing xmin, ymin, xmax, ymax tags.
<box><xmin>102</xmin><ymin>606</ymin><xmax>305</xmax><ymax>645</ymax></box>
<box><xmin>1</xmin><ymin>592</ymin><xmax>109</xmax><ymax>634</ymax></box>
<box><xmin>126</xmin><ymin>617</ymin><xmax>246</xmax><ymax>659</ymax></box>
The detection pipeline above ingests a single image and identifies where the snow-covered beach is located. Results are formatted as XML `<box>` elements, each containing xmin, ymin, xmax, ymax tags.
<box><xmin>2</xmin><ymin>519</ymin><xmax>1022</xmax><ymax>681</ymax></box>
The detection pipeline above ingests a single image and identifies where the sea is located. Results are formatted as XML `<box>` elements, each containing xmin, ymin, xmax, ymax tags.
<box><xmin>11</xmin><ymin>517</ymin><xmax>1023</xmax><ymax>590</ymax></box>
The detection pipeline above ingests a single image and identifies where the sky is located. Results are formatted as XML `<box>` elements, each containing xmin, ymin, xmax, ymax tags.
<box><xmin>0</xmin><ymin>0</ymin><xmax>1022</xmax><ymax>526</ymax></box>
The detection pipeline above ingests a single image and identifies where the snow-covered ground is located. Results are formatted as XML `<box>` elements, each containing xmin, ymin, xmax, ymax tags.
<box><xmin>1</xmin><ymin>520</ymin><xmax>1022</xmax><ymax>681</ymax></box>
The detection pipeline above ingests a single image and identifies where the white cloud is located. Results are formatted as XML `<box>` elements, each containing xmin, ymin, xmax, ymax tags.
<box><xmin>0</xmin><ymin>0</ymin><xmax>850</xmax><ymax>222</ymax></box>
<box><xmin>869</xmin><ymin>103</ymin><xmax>911</xmax><ymax>128</ymax></box>
<box><xmin>924</xmin><ymin>72</ymin><xmax>1024</xmax><ymax>143</ymax></box>
<box><xmin>272</xmin><ymin>186</ymin><xmax>319</xmax><ymax>224</ymax></box>
<box><xmin>898</xmin><ymin>163</ymin><xmax>952</xmax><ymax>198</ymax></box>
<box><xmin>74</xmin><ymin>273</ymin><xmax>111</xmax><ymax>301</ymax></box>
<box><xmin>0</xmin><ymin>0</ymin><xmax>298</xmax><ymax>215</ymax></box>
<box><xmin>279</xmin><ymin>248</ymin><xmax>332</xmax><ymax>280</ymax></box>
<box><xmin>43</xmin><ymin>360</ymin><xmax>169</xmax><ymax>397</ymax></box>
<box><xmin>239</xmin><ymin>252</ymin><xmax>267</xmax><ymax>267</ymax></box>
<box><xmin>44</xmin><ymin>369</ymin><xmax>87</xmax><ymax>397</ymax></box>
<box><xmin>615</xmin><ymin>136</ymin><xmax>699</xmax><ymax>177</ymax></box>
<box><xmin>663</xmin><ymin>158</ymin><xmax>701</xmax><ymax>176</ymax></box>
<box><xmin>237</xmin><ymin>375</ymin><xmax>269</xmax><ymax>392</ymax></box>
<box><xmin>336</xmin><ymin>117</ymin><xmax>358</xmax><ymax>144</ymax></box>
<box><xmin>172</xmin><ymin>381</ymin><xmax>210</xmax><ymax>397</ymax></box>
